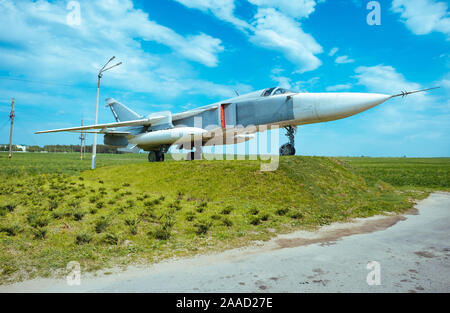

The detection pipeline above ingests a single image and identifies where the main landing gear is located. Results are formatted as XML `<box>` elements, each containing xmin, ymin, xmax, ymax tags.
<box><xmin>148</xmin><ymin>150</ymin><xmax>164</xmax><ymax>162</ymax></box>
<box><xmin>279</xmin><ymin>126</ymin><xmax>296</xmax><ymax>156</ymax></box>
<box><xmin>148</xmin><ymin>145</ymin><xmax>169</xmax><ymax>162</ymax></box>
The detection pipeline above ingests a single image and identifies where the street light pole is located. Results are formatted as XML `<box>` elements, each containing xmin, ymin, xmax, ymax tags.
<box><xmin>91</xmin><ymin>56</ymin><xmax>122</xmax><ymax>170</ymax></box>
<box><xmin>8</xmin><ymin>97</ymin><xmax>15</xmax><ymax>159</ymax></box>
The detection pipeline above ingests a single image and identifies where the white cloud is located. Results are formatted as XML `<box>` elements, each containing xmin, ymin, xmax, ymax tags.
<box><xmin>174</xmin><ymin>0</ymin><xmax>249</xmax><ymax>30</ymax></box>
<box><xmin>354</xmin><ymin>65</ymin><xmax>421</xmax><ymax>95</ymax></box>
<box><xmin>335</xmin><ymin>55</ymin><xmax>355</xmax><ymax>64</ymax></box>
<box><xmin>271</xmin><ymin>76</ymin><xmax>292</xmax><ymax>90</ymax></box>
<box><xmin>270</xmin><ymin>73</ymin><xmax>319</xmax><ymax>92</ymax></box>
<box><xmin>328</xmin><ymin>47</ymin><xmax>339</xmax><ymax>57</ymax></box>
<box><xmin>391</xmin><ymin>0</ymin><xmax>450</xmax><ymax>38</ymax></box>
<box><xmin>175</xmin><ymin>1</ymin><xmax>324</xmax><ymax>73</ymax></box>
<box><xmin>326</xmin><ymin>84</ymin><xmax>352</xmax><ymax>91</ymax></box>
<box><xmin>352</xmin><ymin>65</ymin><xmax>448</xmax><ymax>137</ymax></box>
<box><xmin>270</xmin><ymin>68</ymin><xmax>292</xmax><ymax>89</ymax></box>
<box><xmin>0</xmin><ymin>0</ymin><xmax>225</xmax><ymax>68</ymax></box>
<box><xmin>250</xmin><ymin>8</ymin><xmax>323</xmax><ymax>73</ymax></box>
<box><xmin>248</xmin><ymin>0</ymin><xmax>321</xmax><ymax>19</ymax></box>
<box><xmin>440</xmin><ymin>78</ymin><xmax>450</xmax><ymax>89</ymax></box>
<box><xmin>0</xmin><ymin>0</ymin><xmax>246</xmax><ymax>100</ymax></box>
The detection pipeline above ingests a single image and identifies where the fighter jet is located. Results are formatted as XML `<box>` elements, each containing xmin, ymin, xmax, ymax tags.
<box><xmin>36</xmin><ymin>87</ymin><xmax>438</xmax><ymax>162</ymax></box>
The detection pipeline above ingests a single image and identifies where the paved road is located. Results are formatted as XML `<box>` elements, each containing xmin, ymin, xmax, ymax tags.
<box><xmin>1</xmin><ymin>192</ymin><xmax>449</xmax><ymax>293</ymax></box>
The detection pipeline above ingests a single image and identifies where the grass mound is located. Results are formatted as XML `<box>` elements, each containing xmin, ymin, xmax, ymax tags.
<box><xmin>0</xmin><ymin>155</ymin><xmax>434</xmax><ymax>283</ymax></box>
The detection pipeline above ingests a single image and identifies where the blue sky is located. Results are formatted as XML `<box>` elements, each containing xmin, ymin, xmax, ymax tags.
<box><xmin>0</xmin><ymin>0</ymin><xmax>449</xmax><ymax>156</ymax></box>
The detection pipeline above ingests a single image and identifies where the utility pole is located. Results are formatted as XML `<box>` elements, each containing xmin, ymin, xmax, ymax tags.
<box><xmin>91</xmin><ymin>56</ymin><xmax>122</xmax><ymax>169</ymax></box>
<box><xmin>8</xmin><ymin>98</ymin><xmax>15</xmax><ymax>159</ymax></box>
<box><xmin>79</xmin><ymin>119</ymin><xmax>85</xmax><ymax>160</ymax></box>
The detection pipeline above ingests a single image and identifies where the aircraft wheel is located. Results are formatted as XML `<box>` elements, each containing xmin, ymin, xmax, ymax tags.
<box><xmin>156</xmin><ymin>151</ymin><xmax>165</xmax><ymax>162</ymax></box>
<box><xmin>148</xmin><ymin>151</ymin><xmax>157</xmax><ymax>162</ymax></box>
<box><xmin>279</xmin><ymin>143</ymin><xmax>296</xmax><ymax>156</ymax></box>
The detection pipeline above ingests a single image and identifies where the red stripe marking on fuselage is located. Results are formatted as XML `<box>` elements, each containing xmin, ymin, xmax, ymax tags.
<box><xmin>220</xmin><ymin>104</ymin><xmax>225</xmax><ymax>128</ymax></box>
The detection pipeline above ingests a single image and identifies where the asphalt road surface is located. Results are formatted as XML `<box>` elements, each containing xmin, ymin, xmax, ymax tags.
<box><xmin>1</xmin><ymin>192</ymin><xmax>449</xmax><ymax>293</ymax></box>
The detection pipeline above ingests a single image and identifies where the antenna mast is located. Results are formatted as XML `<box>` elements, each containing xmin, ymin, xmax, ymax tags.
<box><xmin>8</xmin><ymin>97</ymin><xmax>15</xmax><ymax>159</ymax></box>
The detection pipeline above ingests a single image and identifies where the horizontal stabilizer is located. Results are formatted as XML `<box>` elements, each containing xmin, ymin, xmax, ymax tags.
<box><xmin>118</xmin><ymin>144</ymin><xmax>141</xmax><ymax>154</ymax></box>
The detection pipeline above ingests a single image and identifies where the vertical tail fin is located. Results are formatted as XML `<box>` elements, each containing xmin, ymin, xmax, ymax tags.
<box><xmin>105</xmin><ymin>98</ymin><xmax>143</xmax><ymax>122</ymax></box>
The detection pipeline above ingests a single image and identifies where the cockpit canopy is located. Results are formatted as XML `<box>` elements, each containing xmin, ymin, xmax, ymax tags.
<box><xmin>261</xmin><ymin>87</ymin><xmax>292</xmax><ymax>97</ymax></box>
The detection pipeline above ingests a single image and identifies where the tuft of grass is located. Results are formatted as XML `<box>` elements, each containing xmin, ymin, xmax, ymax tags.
<box><xmin>261</xmin><ymin>213</ymin><xmax>270</xmax><ymax>221</ymax></box>
<box><xmin>185</xmin><ymin>211</ymin><xmax>196</xmax><ymax>221</ymax></box>
<box><xmin>275</xmin><ymin>208</ymin><xmax>289</xmax><ymax>216</ymax></box>
<box><xmin>52</xmin><ymin>209</ymin><xmax>70</xmax><ymax>219</ymax></box>
<box><xmin>220</xmin><ymin>206</ymin><xmax>233</xmax><ymax>215</ymax></box>
<box><xmin>0</xmin><ymin>203</ymin><xmax>16</xmax><ymax>216</ymax></box>
<box><xmin>102</xmin><ymin>232</ymin><xmax>119</xmax><ymax>245</ymax></box>
<box><xmin>249</xmin><ymin>216</ymin><xmax>261</xmax><ymax>226</ymax></box>
<box><xmin>73</xmin><ymin>210</ymin><xmax>86</xmax><ymax>221</ymax></box>
<box><xmin>32</xmin><ymin>227</ymin><xmax>47</xmax><ymax>240</ymax></box>
<box><xmin>222</xmin><ymin>217</ymin><xmax>233</xmax><ymax>227</ymax></box>
<box><xmin>210</xmin><ymin>214</ymin><xmax>221</xmax><ymax>221</ymax></box>
<box><xmin>129</xmin><ymin>225</ymin><xmax>138</xmax><ymax>235</ymax></box>
<box><xmin>94</xmin><ymin>217</ymin><xmax>109</xmax><ymax>233</ymax></box>
<box><xmin>193</xmin><ymin>219</ymin><xmax>211</xmax><ymax>236</ymax></box>
<box><xmin>48</xmin><ymin>200</ymin><xmax>59</xmax><ymax>211</ymax></box>
<box><xmin>75</xmin><ymin>232</ymin><xmax>92</xmax><ymax>245</ymax></box>
<box><xmin>124</xmin><ymin>216</ymin><xmax>138</xmax><ymax>226</ymax></box>
<box><xmin>0</xmin><ymin>222</ymin><xmax>23</xmax><ymax>236</ymax></box>
<box><xmin>168</xmin><ymin>200</ymin><xmax>181</xmax><ymax>211</ymax></box>
<box><xmin>27</xmin><ymin>211</ymin><xmax>50</xmax><ymax>228</ymax></box>
<box><xmin>149</xmin><ymin>212</ymin><xmax>174</xmax><ymax>240</ymax></box>
<box><xmin>150</xmin><ymin>226</ymin><xmax>171</xmax><ymax>240</ymax></box>
<box><xmin>289</xmin><ymin>211</ymin><xmax>303</xmax><ymax>219</ymax></box>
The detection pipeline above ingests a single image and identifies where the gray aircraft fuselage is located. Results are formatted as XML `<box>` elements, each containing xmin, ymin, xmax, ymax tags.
<box><xmin>36</xmin><ymin>86</ymin><xmax>436</xmax><ymax>161</ymax></box>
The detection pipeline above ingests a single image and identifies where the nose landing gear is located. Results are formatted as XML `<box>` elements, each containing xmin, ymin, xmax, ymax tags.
<box><xmin>279</xmin><ymin>126</ymin><xmax>296</xmax><ymax>156</ymax></box>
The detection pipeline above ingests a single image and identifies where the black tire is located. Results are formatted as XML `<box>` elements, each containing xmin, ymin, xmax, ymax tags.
<box><xmin>279</xmin><ymin>143</ymin><xmax>295</xmax><ymax>156</ymax></box>
<box><xmin>156</xmin><ymin>151</ymin><xmax>165</xmax><ymax>162</ymax></box>
<box><xmin>148</xmin><ymin>151</ymin><xmax>157</xmax><ymax>162</ymax></box>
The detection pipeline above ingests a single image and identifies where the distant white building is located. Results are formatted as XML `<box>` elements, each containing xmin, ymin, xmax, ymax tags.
<box><xmin>16</xmin><ymin>145</ymin><xmax>27</xmax><ymax>152</ymax></box>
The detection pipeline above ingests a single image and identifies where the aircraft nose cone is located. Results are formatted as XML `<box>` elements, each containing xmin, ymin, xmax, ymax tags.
<box><xmin>292</xmin><ymin>93</ymin><xmax>391</xmax><ymax>123</ymax></box>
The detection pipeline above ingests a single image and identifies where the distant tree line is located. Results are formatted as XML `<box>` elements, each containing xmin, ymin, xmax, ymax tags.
<box><xmin>0</xmin><ymin>144</ymin><xmax>121</xmax><ymax>153</ymax></box>
<box><xmin>0</xmin><ymin>145</ymin><xmax>23</xmax><ymax>152</ymax></box>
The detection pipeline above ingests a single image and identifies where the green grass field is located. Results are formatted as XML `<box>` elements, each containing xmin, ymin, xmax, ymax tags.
<box><xmin>339</xmin><ymin>157</ymin><xmax>450</xmax><ymax>189</ymax></box>
<box><xmin>0</xmin><ymin>152</ymin><xmax>448</xmax><ymax>283</ymax></box>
